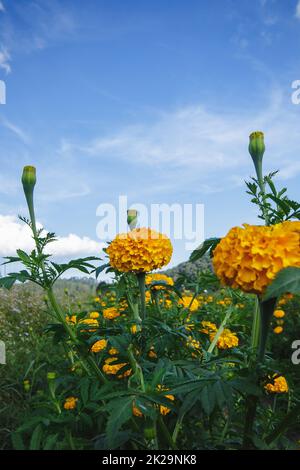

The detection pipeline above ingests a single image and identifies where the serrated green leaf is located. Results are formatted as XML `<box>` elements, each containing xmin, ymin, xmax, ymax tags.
<box><xmin>264</xmin><ymin>267</ymin><xmax>300</xmax><ymax>301</ymax></box>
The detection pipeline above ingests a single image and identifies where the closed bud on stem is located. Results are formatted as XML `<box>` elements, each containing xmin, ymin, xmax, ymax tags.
<box><xmin>127</xmin><ymin>209</ymin><xmax>138</xmax><ymax>230</ymax></box>
<box><xmin>22</xmin><ymin>166</ymin><xmax>36</xmax><ymax>194</ymax></box>
<box><xmin>248</xmin><ymin>131</ymin><xmax>265</xmax><ymax>189</ymax></box>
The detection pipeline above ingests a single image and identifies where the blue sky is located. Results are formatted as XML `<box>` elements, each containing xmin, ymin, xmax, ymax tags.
<box><xmin>1</xmin><ymin>0</ymin><xmax>300</xmax><ymax>273</ymax></box>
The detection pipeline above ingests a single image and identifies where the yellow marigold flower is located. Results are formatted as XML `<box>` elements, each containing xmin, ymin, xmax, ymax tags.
<box><xmin>265</xmin><ymin>376</ymin><xmax>288</xmax><ymax>393</ymax></box>
<box><xmin>157</xmin><ymin>385</ymin><xmax>175</xmax><ymax>415</ymax></box>
<box><xmin>145</xmin><ymin>273</ymin><xmax>174</xmax><ymax>290</ymax></box>
<box><xmin>186</xmin><ymin>336</ymin><xmax>201</xmax><ymax>350</ymax></box>
<box><xmin>206</xmin><ymin>295</ymin><xmax>214</xmax><ymax>303</ymax></box>
<box><xmin>213</xmin><ymin>221</ymin><xmax>300</xmax><ymax>295</ymax></box>
<box><xmin>66</xmin><ymin>315</ymin><xmax>77</xmax><ymax>324</ymax></box>
<box><xmin>273</xmin><ymin>326</ymin><xmax>283</xmax><ymax>334</ymax></box>
<box><xmin>64</xmin><ymin>396</ymin><xmax>78</xmax><ymax>410</ymax></box>
<box><xmin>179</xmin><ymin>296</ymin><xmax>199</xmax><ymax>312</ymax></box>
<box><xmin>103</xmin><ymin>307</ymin><xmax>120</xmax><ymax>320</ymax></box>
<box><xmin>148</xmin><ymin>346</ymin><xmax>157</xmax><ymax>359</ymax></box>
<box><xmin>106</xmin><ymin>227</ymin><xmax>173</xmax><ymax>273</ymax></box>
<box><xmin>201</xmin><ymin>321</ymin><xmax>217</xmax><ymax>334</ymax></box>
<box><xmin>117</xmin><ymin>368</ymin><xmax>132</xmax><ymax>379</ymax></box>
<box><xmin>94</xmin><ymin>297</ymin><xmax>100</xmax><ymax>302</ymax></box>
<box><xmin>130</xmin><ymin>324</ymin><xmax>138</xmax><ymax>334</ymax></box>
<box><xmin>91</xmin><ymin>339</ymin><xmax>107</xmax><ymax>353</ymax></box>
<box><xmin>236</xmin><ymin>303</ymin><xmax>245</xmax><ymax>309</ymax></box>
<box><xmin>132</xmin><ymin>404</ymin><xmax>143</xmax><ymax>418</ymax></box>
<box><xmin>89</xmin><ymin>311</ymin><xmax>100</xmax><ymax>319</ymax></box>
<box><xmin>273</xmin><ymin>309</ymin><xmax>285</xmax><ymax>319</ymax></box>
<box><xmin>209</xmin><ymin>329</ymin><xmax>239</xmax><ymax>349</ymax></box>
<box><xmin>78</xmin><ymin>318</ymin><xmax>99</xmax><ymax>332</ymax></box>
<box><xmin>108</xmin><ymin>347</ymin><xmax>119</xmax><ymax>355</ymax></box>
<box><xmin>102</xmin><ymin>357</ymin><xmax>128</xmax><ymax>375</ymax></box>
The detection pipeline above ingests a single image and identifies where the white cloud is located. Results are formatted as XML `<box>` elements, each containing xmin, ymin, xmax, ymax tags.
<box><xmin>59</xmin><ymin>86</ymin><xmax>300</xmax><ymax>194</ymax></box>
<box><xmin>0</xmin><ymin>117</ymin><xmax>30</xmax><ymax>143</ymax></box>
<box><xmin>296</xmin><ymin>1</ymin><xmax>300</xmax><ymax>18</ymax></box>
<box><xmin>0</xmin><ymin>214</ymin><xmax>102</xmax><ymax>258</ymax></box>
<box><xmin>0</xmin><ymin>1</ymin><xmax>5</xmax><ymax>12</ymax></box>
<box><xmin>0</xmin><ymin>47</ymin><xmax>11</xmax><ymax>74</ymax></box>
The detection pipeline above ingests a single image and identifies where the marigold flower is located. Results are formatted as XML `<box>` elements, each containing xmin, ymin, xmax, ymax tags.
<box><xmin>273</xmin><ymin>309</ymin><xmax>285</xmax><ymax>319</ymax></box>
<box><xmin>89</xmin><ymin>311</ymin><xmax>100</xmax><ymax>319</ymax></box>
<box><xmin>213</xmin><ymin>221</ymin><xmax>300</xmax><ymax>294</ymax></box>
<box><xmin>148</xmin><ymin>346</ymin><xmax>157</xmax><ymax>359</ymax></box>
<box><xmin>108</xmin><ymin>348</ymin><xmax>119</xmax><ymax>355</ymax></box>
<box><xmin>78</xmin><ymin>318</ymin><xmax>99</xmax><ymax>332</ymax></box>
<box><xmin>273</xmin><ymin>326</ymin><xmax>283</xmax><ymax>334</ymax></box>
<box><xmin>66</xmin><ymin>315</ymin><xmax>77</xmax><ymax>324</ymax></box>
<box><xmin>103</xmin><ymin>307</ymin><xmax>120</xmax><ymax>320</ymax></box>
<box><xmin>186</xmin><ymin>336</ymin><xmax>201</xmax><ymax>351</ymax></box>
<box><xmin>179</xmin><ymin>296</ymin><xmax>199</xmax><ymax>312</ymax></box>
<box><xmin>132</xmin><ymin>404</ymin><xmax>143</xmax><ymax>418</ymax></box>
<box><xmin>200</xmin><ymin>321</ymin><xmax>217</xmax><ymax>334</ymax></box>
<box><xmin>106</xmin><ymin>227</ymin><xmax>173</xmax><ymax>273</ymax></box>
<box><xmin>102</xmin><ymin>357</ymin><xmax>128</xmax><ymax>375</ymax></box>
<box><xmin>145</xmin><ymin>273</ymin><xmax>174</xmax><ymax>290</ymax></box>
<box><xmin>209</xmin><ymin>329</ymin><xmax>239</xmax><ymax>349</ymax></box>
<box><xmin>157</xmin><ymin>385</ymin><xmax>175</xmax><ymax>415</ymax></box>
<box><xmin>265</xmin><ymin>376</ymin><xmax>288</xmax><ymax>393</ymax></box>
<box><xmin>64</xmin><ymin>396</ymin><xmax>78</xmax><ymax>410</ymax></box>
<box><xmin>91</xmin><ymin>339</ymin><xmax>107</xmax><ymax>353</ymax></box>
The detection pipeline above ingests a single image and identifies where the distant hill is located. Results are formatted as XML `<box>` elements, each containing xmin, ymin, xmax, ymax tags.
<box><xmin>163</xmin><ymin>255</ymin><xmax>212</xmax><ymax>282</ymax></box>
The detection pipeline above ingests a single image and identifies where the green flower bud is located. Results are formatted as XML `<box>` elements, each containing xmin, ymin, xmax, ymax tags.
<box><xmin>47</xmin><ymin>372</ymin><xmax>56</xmax><ymax>380</ymax></box>
<box><xmin>23</xmin><ymin>379</ymin><xmax>30</xmax><ymax>392</ymax></box>
<box><xmin>248</xmin><ymin>131</ymin><xmax>265</xmax><ymax>190</ymax></box>
<box><xmin>249</xmin><ymin>131</ymin><xmax>265</xmax><ymax>162</ymax></box>
<box><xmin>22</xmin><ymin>166</ymin><xmax>36</xmax><ymax>193</ymax></box>
<box><xmin>127</xmin><ymin>209</ymin><xmax>138</xmax><ymax>230</ymax></box>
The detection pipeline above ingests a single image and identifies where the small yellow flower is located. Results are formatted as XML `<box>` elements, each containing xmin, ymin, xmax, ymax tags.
<box><xmin>209</xmin><ymin>329</ymin><xmax>239</xmax><ymax>349</ymax></box>
<box><xmin>64</xmin><ymin>396</ymin><xmax>78</xmax><ymax>410</ymax></box>
<box><xmin>273</xmin><ymin>309</ymin><xmax>285</xmax><ymax>319</ymax></box>
<box><xmin>145</xmin><ymin>273</ymin><xmax>174</xmax><ymax>290</ymax></box>
<box><xmin>157</xmin><ymin>385</ymin><xmax>175</xmax><ymax>415</ymax></box>
<box><xmin>89</xmin><ymin>311</ymin><xmax>100</xmax><ymax>319</ymax></box>
<box><xmin>102</xmin><ymin>357</ymin><xmax>128</xmax><ymax>375</ymax></box>
<box><xmin>200</xmin><ymin>321</ymin><xmax>217</xmax><ymax>334</ymax></box>
<box><xmin>186</xmin><ymin>336</ymin><xmax>201</xmax><ymax>351</ymax></box>
<box><xmin>265</xmin><ymin>376</ymin><xmax>288</xmax><ymax>393</ymax></box>
<box><xmin>78</xmin><ymin>318</ymin><xmax>99</xmax><ymax>332</ymax></box>
<box><xmin>91</xmin><ymin>339</ymin><xmax>107</xmax><ymax>353</ymax></box>
<box><xmin>148</xmin><ymin>346</ymin><xmax>157</xmax><ymax>359</ymax></box>
<box><xmin>132</xmin><ymin>403</ymin><xmax>143</xmax><ymax>417</ymax></box>
<box><xmin>179</xmin><ymin>296</ymin><xmax>199</xmax><ymax>312</ymax></box>
<box><xmin>103</xmin><ymin>307</ymin><xmax>120</xmax><ymax>320</ymax></box>
<box><xmin>130</xmin><ymin>324</ymin><xmax>138</xmax><ymax>334</ymax></box>
<box><xmin>66</xmin><ymin>315</ymin><xmax>77</xmax><ymax>324</ymax></box>
<box><xmin>108</xmin><ymin>348</ymin><xmax>119</xmax><ymax>355</ymax></box>
<box><xmin>273</xmin><ymin>326</ymin><xmax>283</xmax><ymax>334</ymax></box>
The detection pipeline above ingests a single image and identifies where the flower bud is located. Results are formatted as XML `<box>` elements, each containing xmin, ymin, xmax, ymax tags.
<box><xmin>127</xmin><ymin>209</ymin><xmax>138</xmax><ymax>230</ymax></box>
<box><xmin>47</xmin><ymin>372</ymin><xmax>56</xmax><ymax>380</ymax></box>
<box><xmin>249</xmin><ymin>131</ymin><xmax>265</xmax><ymax>166</ymax></box>
<box><xmin>22</xmin><ymin>166</ymin><xmax>36</xmax><ymax>193</ymax></box>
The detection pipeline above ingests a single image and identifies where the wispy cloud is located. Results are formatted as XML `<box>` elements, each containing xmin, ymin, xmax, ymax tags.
<box><xmin>296</xmin><ymin>1</ymin><xmax>300</xmax><ymax>19</ymax></box>
<box><xmin>0</xmin><ymin>117</ymin><xmax>30</xmax><ymax>143</ymax></box>
<box><xmin>0</xmin><ymin>1</ymin><xmax>4</xmax><ymax>13</ymax></box>
<box><xmin>58</xmin><ymin>86</ymin><xmax>300</xmax><ymax>195</ymax></box>
<box><xmin>0</xmin><ymin>47</ymin><xmax>10</xmax><ymax>73</ymax></box>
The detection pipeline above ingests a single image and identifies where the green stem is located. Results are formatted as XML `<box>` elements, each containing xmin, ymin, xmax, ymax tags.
<box><xmin>157</xmin><ymin>416</ymin><xmax>177</xmax><ymax>450</ymax></box>
<box><xmin>243</xmin><ymin>297</ymin><xmax>276</xmax><ymax>448</ymax></box>
<box><xmin>250</xmin><ymin>296</ymin><xmax>260</xmax><ymax>355</ymax></box>
<box><xmin>207</xmin><ymin>309</ymin><xmax>232</xmax><ymax>354</ymax></box>
<box><xmin>137</xmin><ymin>272</ymin><xmax>146</xmax><ymax>320</ymax></box>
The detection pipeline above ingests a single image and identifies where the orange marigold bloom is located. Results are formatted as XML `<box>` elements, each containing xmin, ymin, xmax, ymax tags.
<box><xmin>213</xmin><ymin>221</ymin><xmax>300</xmax><ymax>294</ymax></box>
<box><xmin>273</xmin><ymin>309</ymin><xmax>285</xmax><ymax>319</ymax></box>
<box><xmin>209</xmin><ymin>328</ymin><xmax>239</xmax><ymax>349</ymax></box>
<box><xmin>265</xmin><ymin>376</ymin><xmax>288</xmax><ymax>393</ymax></box>
<box><xmin>179</xmin><ymin>296</ymin><xmax>199</xmax><ymax>312</ymax></box>
<box><xmin>106</xmin><ymin>228</ymin><xmax>173</xmax><ymax>273</ymax></box>
<box><xmin>273</xmin><ymin>326</ymin><xmax>283</xmax><ymax>334</ymax></box>
<box><xmin>64</xmin><ymin>396</ymin><xmax>78</xmax><ymax>410</ymax></box>
<box><xmin>103</xmin><ymin>307</ymin><xmax>120</xmax><ymax>320</ymax></box>
<box><xmin>145</xmin><ymin>273</ymin><xmax>174</xmax><ymax>290</ymax></box>
<box><xmin>91</xmin><ymin>339</ymin><xmax>107</xmax><ymax>353</ymax></box>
